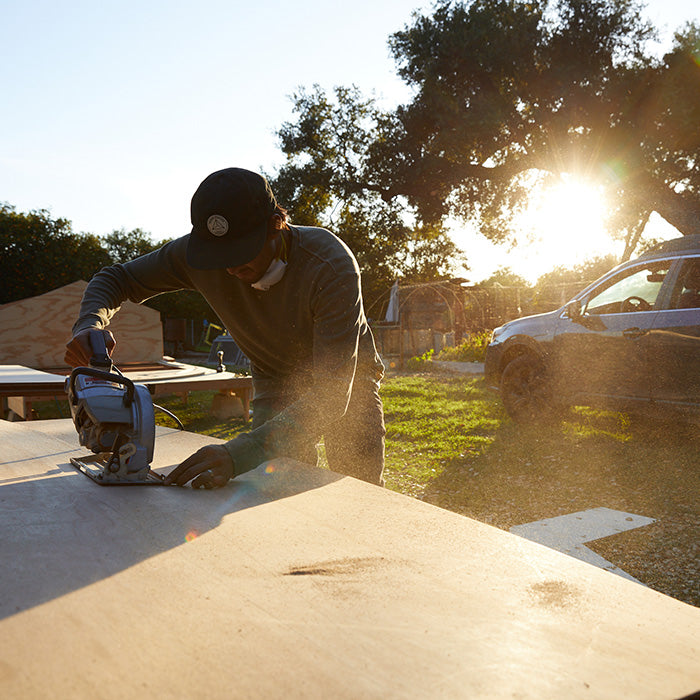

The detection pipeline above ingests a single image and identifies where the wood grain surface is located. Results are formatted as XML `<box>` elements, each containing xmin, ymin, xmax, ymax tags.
<box><xmin>1</xmin><ymin>419</ymin><xmax>699</xmax><ymax>699</ymax></box>
<box><xmin>0</xmin><ymin>280</ymin><xmax>163</xmax><ymax>367</ymax></box>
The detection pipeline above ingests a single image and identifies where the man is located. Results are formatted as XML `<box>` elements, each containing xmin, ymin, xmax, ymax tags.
<box><xmin>65</xmin><ymin>167</ymin><xmax>386</xmax><ymax>488</ymax></box>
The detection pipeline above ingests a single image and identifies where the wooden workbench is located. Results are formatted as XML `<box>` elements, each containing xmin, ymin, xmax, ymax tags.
<box><xmin>1</xmin><ymin>419</ymin><xmax>699</xmax><ymax>699</ymax></box>
<box><xmin>0</xmin><ymin>364</ymin><xmax>252</xmax><ymax>420</ymax></box>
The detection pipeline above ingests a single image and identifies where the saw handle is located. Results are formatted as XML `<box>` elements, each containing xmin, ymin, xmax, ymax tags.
<box><xmin>68</xmin><ymin>367</ymin><xmax>136</xmax><ymax>407</ymax></box>
<box><xmin>88</xmin><ymin>329</ymin><xmax>113</xmax><ymax>370</ymax></box>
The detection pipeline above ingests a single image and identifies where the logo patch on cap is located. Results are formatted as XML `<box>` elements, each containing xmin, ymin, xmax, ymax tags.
<box><xmin>207</xmin><ymin>215</ymin><xmax>229</xmax><ymax>237</ymax></box>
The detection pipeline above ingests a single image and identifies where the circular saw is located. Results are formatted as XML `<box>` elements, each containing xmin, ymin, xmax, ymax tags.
<box><xmin>66</xmin><ymin>331</ymin><xmax>171</xmax><ymax>485</ymax></box>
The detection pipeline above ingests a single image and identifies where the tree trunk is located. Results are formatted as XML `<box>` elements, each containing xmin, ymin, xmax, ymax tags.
<box><xmin>644</xmin><ymin>184</ymin><xmax>700</xmax><ymax>237</ymax></box>
<box><xmin>622</xmin><ymin>212</ymin><xmax>650</xmax><ymax>261</ymax></box>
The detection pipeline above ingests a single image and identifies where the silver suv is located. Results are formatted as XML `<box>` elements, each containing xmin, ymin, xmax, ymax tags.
<box><xmin>485</xmin><ymin>235</ymin><xmax>700</xmax><ymax>421</ymax></box>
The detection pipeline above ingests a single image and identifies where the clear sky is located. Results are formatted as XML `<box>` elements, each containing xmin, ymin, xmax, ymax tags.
<box><xmin>2</xmin><ymin>0</ymin><xmax>698</xmax><ymax>282</ymax></box>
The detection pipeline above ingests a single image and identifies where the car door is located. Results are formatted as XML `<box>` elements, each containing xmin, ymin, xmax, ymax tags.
<box><xmin>552</xmin><ymin>260</ymin><xmax>672</xmax><ymax>408</ymax></box>
<box><xmin>647</xmin><ymin>256</ymin><xmax>700</xmax><ymax>407</ymax></box>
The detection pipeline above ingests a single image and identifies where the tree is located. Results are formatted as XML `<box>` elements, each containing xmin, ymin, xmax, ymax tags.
<box><xmin>534</xmin><ymin>254</ymin><xmax>620</xmax><ymax>289</ymax></box>
<box><xmin>480</xmin><ymin>267</ymin><xmax>532</xmax><ymax>289</ymax></box>
<box><xmin>0</xmin><ymin>208</ymin><xmax>218</xmax><ymax>328</ymax></box>
<box><xmin>103</xmin><ymin>228</ymin><xmax>161</xmax><ymax>263</ymax></box>
<box><xmin>364</xmin><ymin>0</ymin><xmax>699</xmax><ymax>254</ymax></box>
<box><xmin>530</xmin><ymin>254</ymin><xmax>620</xmax><ymax>310</ymax></box>
<box><xmin>269</xmin><ymin>85</ymin><xmax>466</xmax><ymax>310</ymax></box>
<box><xmin>0</xmin><ymin>204</ymin><xmax>111</xmax><ymax>304</ymax></box>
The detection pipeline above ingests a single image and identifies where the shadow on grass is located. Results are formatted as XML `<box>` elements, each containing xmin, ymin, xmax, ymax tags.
<box><xmin>423</xmin><ymin>406</ymin><xmax>699</xmax><ymax>522</ymax></box>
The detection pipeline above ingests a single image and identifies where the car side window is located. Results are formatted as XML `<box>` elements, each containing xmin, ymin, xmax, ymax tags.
<box><xmin>670</xmin><ymin>258</ymin><xmax>700</xmax><ymax>309</ymax></box>
<box><xmin>584</xmin><ymin>262</ymin><xmax>671</xmax><ymax>315</ymax></box>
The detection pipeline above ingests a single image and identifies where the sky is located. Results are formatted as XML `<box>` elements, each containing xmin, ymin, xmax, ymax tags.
<box><xmin>2</xmin><ymin>0</ymin><xmax>698</xmax><ymax>283</ymax></box>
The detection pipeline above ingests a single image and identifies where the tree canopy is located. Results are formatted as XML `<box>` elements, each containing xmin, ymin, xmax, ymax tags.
<box><xmin>269</xmin><ymin>85</ymin><xmax>466</xmax><ymax>309</ymax></box>
<box><xmin>4</xmin><ymin>1</ymin><xmax>698</xmax><ymax>318</ymax></box>
<box><xmin>0</xmin><ymin>206</ymin><xmax>218</xmax><ymax>325</ymax></box>
<box><xmin>102</xmin><ymin>228</ymin><xmax>162</xmax><ymax>263</ymax></box>
<box><xmin>0</xmin><ymin>204</ymin><xmax>111</xmax><ymax>305</ymax></box>
<box><xmin>374</xmin><ymin>0</ymin><xmax>700</xmax><ymax>251</ymax></box>
<box><xmin>274</xmin><ymin>0</ymin><xmax>699</xmax><ymax>273</ymax></box>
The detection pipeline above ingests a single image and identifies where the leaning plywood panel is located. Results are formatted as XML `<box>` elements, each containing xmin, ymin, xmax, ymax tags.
<box><xmin>0</xmin><ymin>280</ymin><xmax>163</xmax><ymax>367</ymax></box>
<box><xmin>1</xmin><ymin>419</ymin><xmax>699</xmax><ymax>700</ymax></box>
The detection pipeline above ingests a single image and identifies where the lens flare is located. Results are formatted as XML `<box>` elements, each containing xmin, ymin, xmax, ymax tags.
<box><xmin>601</xmin><ymin>158</ymin><xmax>628</xmax><ymax>185</ymax></box>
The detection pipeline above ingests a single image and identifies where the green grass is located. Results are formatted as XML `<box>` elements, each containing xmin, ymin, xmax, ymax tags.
<box><xmin>26</xmin><ymin>373</ymin><xmax>699</xmax><ymax>512</ymax></box>
<box><xmin>21</xmin><ymin>391</ymin><xmax>249</xmax><ymax>441</ymax></box>
<box><xmin>380</xmin><ymin>372</ymin><xmax>699</xmax><ymax>520</ymax></box>
<box><xmin>23</xmin><ymin>372</ymin><xmax>700</xmax><ymax>530</ymax></box>
<box><xmin>154</xmin><ymin>392</ymin><xmax>249</xmax><ymax>440</ymax></box>
<box><xmin>381</xmin><ymin>372</ymin><xmax>700</xmax><ymax>609</ymax></box>
<box><xmin>380</xmin><ymin>372</ymin><xmax>501</xmax><ymax>497</ymax></box>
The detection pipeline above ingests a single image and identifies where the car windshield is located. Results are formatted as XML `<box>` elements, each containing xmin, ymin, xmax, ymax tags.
<box><xmin>585</xmin><ymin>261</ymin><xmax>670</xmax><ymax>315</ymax></box>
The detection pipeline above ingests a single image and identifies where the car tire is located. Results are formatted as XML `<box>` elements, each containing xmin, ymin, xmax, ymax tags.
<box><xmin>500</xmin><ymin>353</ymin><xmax>556</xmax><ymax>423</ymax></box>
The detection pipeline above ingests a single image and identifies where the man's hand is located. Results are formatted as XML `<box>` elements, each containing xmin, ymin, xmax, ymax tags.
<box><xmin>64</xmin><ymin>329</ymin><xmax>116</xmax><ymax>367</ymax></box>
<box><xmin>164</xmin><ymin>445</ymin><xmax>234</xmax><ymax>489</ymax></box>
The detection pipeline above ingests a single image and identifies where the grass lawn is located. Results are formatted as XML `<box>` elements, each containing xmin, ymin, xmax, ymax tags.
<box><xmin>381</xmin><ymin>370</ymin><xmax>698</xmax><ymax>529</ymax></box>
<box><xmin>39</xmin><ymin>369</ymin><xmax>699</xmax><ymax>527</ymax></box>
<box><xmin>380</xmin><ymin>371</ymin><xmax>502</xmax><ymax>498</ymax></box>
<box><xmin>147</xmin><ymin>372</ymin><xmax>506</xmax><ymax>504</ymax></box>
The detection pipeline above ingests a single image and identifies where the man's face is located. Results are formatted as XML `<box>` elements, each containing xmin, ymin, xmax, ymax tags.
<box><xmin>225</xmin><ymin>230</ymin><xmax>278</xmax><ymax>284</ymax></box>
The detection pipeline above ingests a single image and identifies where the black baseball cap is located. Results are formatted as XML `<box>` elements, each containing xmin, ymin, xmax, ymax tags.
<box><xmin>186</xmin><ymin>167</ymin><xmax>277</xmax><ymax>270</ymax></box>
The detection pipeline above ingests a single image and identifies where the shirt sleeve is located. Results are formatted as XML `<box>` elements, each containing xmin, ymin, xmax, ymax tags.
<box><xmin>223</xmin><ymin>259</ymin><xmax>366</xmax><ymax>475</ymax></box>
<box><xmin>72</xmin><ymin>237</ymin><xmax>194</xmax><ymax>335</ymax></box>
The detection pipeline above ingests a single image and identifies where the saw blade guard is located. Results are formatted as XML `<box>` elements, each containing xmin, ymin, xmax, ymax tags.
<box><xmin>67</xmin><ymin>367</ymin><xmax>155</xmax><ymax>463</ymax></box>
<box><xmin>131</xmin><ymin>382</ymin><xmax>155</xmax><ymax>463</ymax></box>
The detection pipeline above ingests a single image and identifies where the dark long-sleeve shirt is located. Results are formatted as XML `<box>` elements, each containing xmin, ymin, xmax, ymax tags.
<box><xmin>73</xmin><ymin>225</ymin><xmax>384</xmax><ymax>475</ymax></box>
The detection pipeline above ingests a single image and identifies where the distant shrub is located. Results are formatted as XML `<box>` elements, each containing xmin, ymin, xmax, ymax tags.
<box><xmin>406</xmin><ymin>348</ymin><xmax>434</xmax><ymax>371</ymax></box>
<box><xmin>437</xmin><ymin>331</ymin><xmax>492</xmax><ymax>363</ymax></box>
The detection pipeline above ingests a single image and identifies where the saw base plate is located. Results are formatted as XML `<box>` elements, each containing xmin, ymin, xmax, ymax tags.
<box><xmin>70</xmin><ymin>455</ymin><xmax>167</xmax><ymax>486</ymax></box>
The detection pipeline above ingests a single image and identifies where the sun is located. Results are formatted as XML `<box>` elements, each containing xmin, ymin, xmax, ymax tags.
<box><xmin>515</xmin><ymin>178</ymin><xmax>616</xmax><ymax>282</ymax></box>
<box><xmin>448</xmin><ymin>176</ymin><xmax>621</xmax><ymax>284</ymax></box>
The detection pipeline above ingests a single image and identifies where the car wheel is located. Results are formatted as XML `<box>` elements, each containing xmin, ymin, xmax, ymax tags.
<box><xmin>500</xmin><ymin>353</ymin><xmax>555</xmax><ymax>423</ymax></box>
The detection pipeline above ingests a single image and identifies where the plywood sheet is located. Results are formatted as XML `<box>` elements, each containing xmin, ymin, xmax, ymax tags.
<box><xmin>1</xmin><ymin>419</ymin><xmax>699</xmax><ymax>699</ymax></box>
<box><xmin>0</xmin><ymin>364</ymin><xmax>251</xmax><ymax>398</ymax></box>
<box><xmin>0</xmin><ymin>365</ymin><xmax>67</xmax><ymax>391</ymax></box>
<box><xmin>0</xmin><ymin>280</ymin><xmax>163</xmax><ymax>367</ymax></box>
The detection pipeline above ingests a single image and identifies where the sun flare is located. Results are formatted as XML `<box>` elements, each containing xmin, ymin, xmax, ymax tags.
<box><xmin>450</xmin><ymin>177</ymin><xmax>624</xmax><ymax>285</ymax></box>
<box><xmin>515</xmin><ymin>178</ymin><xmax>616</xmax><ymax>282</ymax></box>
